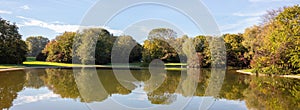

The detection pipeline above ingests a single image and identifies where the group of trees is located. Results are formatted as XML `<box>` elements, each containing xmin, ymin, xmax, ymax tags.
<box><xmin>244</xmin><ymin>5</ymin><xmax>300</xmax><ymax>74</ymax></box>
<box><xmin>141</xmin><ymin>5</ymin><xmax>300</xmax><ymax>75</ymax></box>
<box><xmin>36</xmin><ymin>28</ymin><xmax>142</xmax><ymax>64</ymax></box>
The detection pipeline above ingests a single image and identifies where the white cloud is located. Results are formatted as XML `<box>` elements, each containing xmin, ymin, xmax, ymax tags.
<box><xmin>13</xmin><ymin>91</ymin><xmax>60</xmax><ymax>106</ymax></box>
<box><xmin>0</xmin><ymin>10</ymin><xmax>12</xmax><ymax>14</ymax></box>
<box><xmin>220</xmin><ymin>17</ymin><xmax>261</xmax><ymax>34</ymax></box>
<box><xmin>20</xmin><ymin>5</ymin><xmax>30</xmax><ymax>10</ymax></box>
<box><xmin>17</xmin><ymin>16</ymin><xmax>123</xmax><ymax>35</ymax></box>
<box><xmin>233</xmin><ymin>11</ymin><xmax>266</xmax><ymax>17</ymax></box>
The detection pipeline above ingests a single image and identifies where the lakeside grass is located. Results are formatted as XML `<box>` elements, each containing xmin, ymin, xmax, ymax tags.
<box><xmin>241</xmin><ymin>69</ymin><xmax>253</xmax><ymax>72</ymax></box>
<box><xmin>22</xmin><ymin>61</ymin><xmax>83</xmax><ymax>67</ymax></box>
<box><xmin>0</xmin><ymin>57</ymin><xmax>188</xmax><ymax>70</ymax></box>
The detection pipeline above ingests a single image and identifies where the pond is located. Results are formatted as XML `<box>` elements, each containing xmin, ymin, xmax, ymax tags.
<box><xmin>0</xmin><ymin>68</ymin><xmax>299</xmax><ymax>110</ymax></box>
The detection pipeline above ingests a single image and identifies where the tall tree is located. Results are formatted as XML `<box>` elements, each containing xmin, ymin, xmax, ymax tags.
<box><xmin>26</xmin><ymin>36</ymin><xmax>49</xmax><ymax>57</ymax></box>
<box><xmin>0</xmin><ymin>18</ymin><xmax>27</xmax><ymax>64</ymax></box>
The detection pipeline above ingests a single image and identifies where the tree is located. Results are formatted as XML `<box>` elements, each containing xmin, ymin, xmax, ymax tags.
<box><xmin>112</xmin><ymin>35</ymin><xmax>142</xmax><ymax>63</ymax></box>
<box><xmin>76</xmin><ymin>28</ymin><xmax>116</xmax><ymax>65</ymax></box>
<box><xmin>193</xmin><ymin>35</ymin><xmax>211</xmax><ymax>67</ymax></box>
<box><xmin>251</xmin><ymin>5</ymin><xmax>300</xmax><ymax>74</ymax></box>
<box><xmin>242</xmin><ymin>25</ymin><xmax>262</xmax><ymax>62</ymax></box>
<box><xmin>42</xmin><ymin>32</ymin><xmax>76</xmax><ymax>63</ymax></box>
<box><xmin>0</xmin><ymin>18</ymin><xmax>27</xmax><ymax>64</ymax></box>
<box><xmin>223</xmin><ymin>34</ymin><xmax>249</xmax><ymax>67</ymax></box>
<box><xmin>26</xmin><ymin>36</ymin><xmax>49</xmax><ymax>57</ymax></box>
<box><xmin>142</xmin><ymin>28</ymin><xmax>179</xmax><ymax>64</ymax></box>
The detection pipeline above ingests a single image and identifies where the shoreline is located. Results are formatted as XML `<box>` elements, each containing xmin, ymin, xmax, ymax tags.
<box><xmin>236</xmin><ymin>70</ymin><xmax>300</xmax><ymax>79</ymax></box>
<box><xmin>1</xmin><ymin>66</ymin><xmax>299</xmax><ymax>80</ymax></box>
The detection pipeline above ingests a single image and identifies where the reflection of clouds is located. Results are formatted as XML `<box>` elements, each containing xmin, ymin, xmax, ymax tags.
<box><xmin>13</xmin><ymin>88</ymin><xmax>60</xmax><ymax>106</ymax></box>
<box><xmin>129</xmin><ymin>82</ymin><xmax>148</xmax><ymax>101</ymax></box>
<box><xmin>128</xmin><ymin>93</ymin><xmax>148</xmax><ymax>101</ymax></box>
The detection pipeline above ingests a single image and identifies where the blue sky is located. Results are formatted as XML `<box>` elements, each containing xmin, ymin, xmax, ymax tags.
<box><xmin>0</xmin><ymin>0</ymin><xmax>299</xmax><ymax>41</ymax></box>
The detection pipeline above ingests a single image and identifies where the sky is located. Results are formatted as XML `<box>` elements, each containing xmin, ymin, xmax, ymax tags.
<box><xmin>0</xmin><ymin>0</ymin><xmax>299</xmax><ymax>42</ymax></box>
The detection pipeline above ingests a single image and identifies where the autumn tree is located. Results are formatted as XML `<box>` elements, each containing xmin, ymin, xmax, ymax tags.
<box><xmin>42</xmin><ymin>32</ymin><xmax>76</xmax><ymax>63</ymax></box>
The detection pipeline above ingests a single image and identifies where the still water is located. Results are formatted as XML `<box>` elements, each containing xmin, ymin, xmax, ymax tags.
<box><xmin>0</xmin><ymin>68</ymin><xmax>299</xmax><ymax>110</ymax></box>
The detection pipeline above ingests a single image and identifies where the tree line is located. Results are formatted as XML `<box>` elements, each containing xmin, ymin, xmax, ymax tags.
<box><xmin>0</xmin><ymin>5</ymin><xmax>299</xmax><ymax>75</ymax></box>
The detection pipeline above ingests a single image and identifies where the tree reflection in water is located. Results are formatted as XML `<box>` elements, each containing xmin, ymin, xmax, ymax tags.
<box><xmin>0</xmin><ymin>68</ymin><xmax>299</xmax><ymax>110</ymax></box>
<box><xmin>0</xmin><ymin>71</ymin><xmax>25</xmax><ymax>110</ymax></box>
<box><xmin>243</xmin><ymin>76</ymin><xmax>300</xmax><ymax>110</ymax></box>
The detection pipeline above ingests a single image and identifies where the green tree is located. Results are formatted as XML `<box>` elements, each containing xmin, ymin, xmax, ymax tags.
<box><xmin>112</xmin><ymin>35</ymin><xmax>142</xmax><ymax>63</ymax></box>
<box><xmin>0</xmin><ymin>18</ymin><xmax>27</xmax><ymax>64</ymax></box>
<box><xmin>26</xmin><ymin>36</ymin><xmax>49</xmax><ymax>57</ymax></box>
<box><xmin>76</xmin><ymin>28</ymin><xmax>116</xmax><ymax>64</ymax></box>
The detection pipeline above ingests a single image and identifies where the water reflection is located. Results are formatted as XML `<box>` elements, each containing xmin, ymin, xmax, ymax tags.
<box><xmin>243</xmin><ymin>76</ymin><xmax>300</xmax><ymax>110</ymax></box>
<box><xmin>0</xmin><ymin>69</ymin><xmax>299</xmax><ymax>110</ymax></box>
<box><xmin>0</xmin><ymin>71</ymin><xmax>25</xmax><ymax>110</ymax></box>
